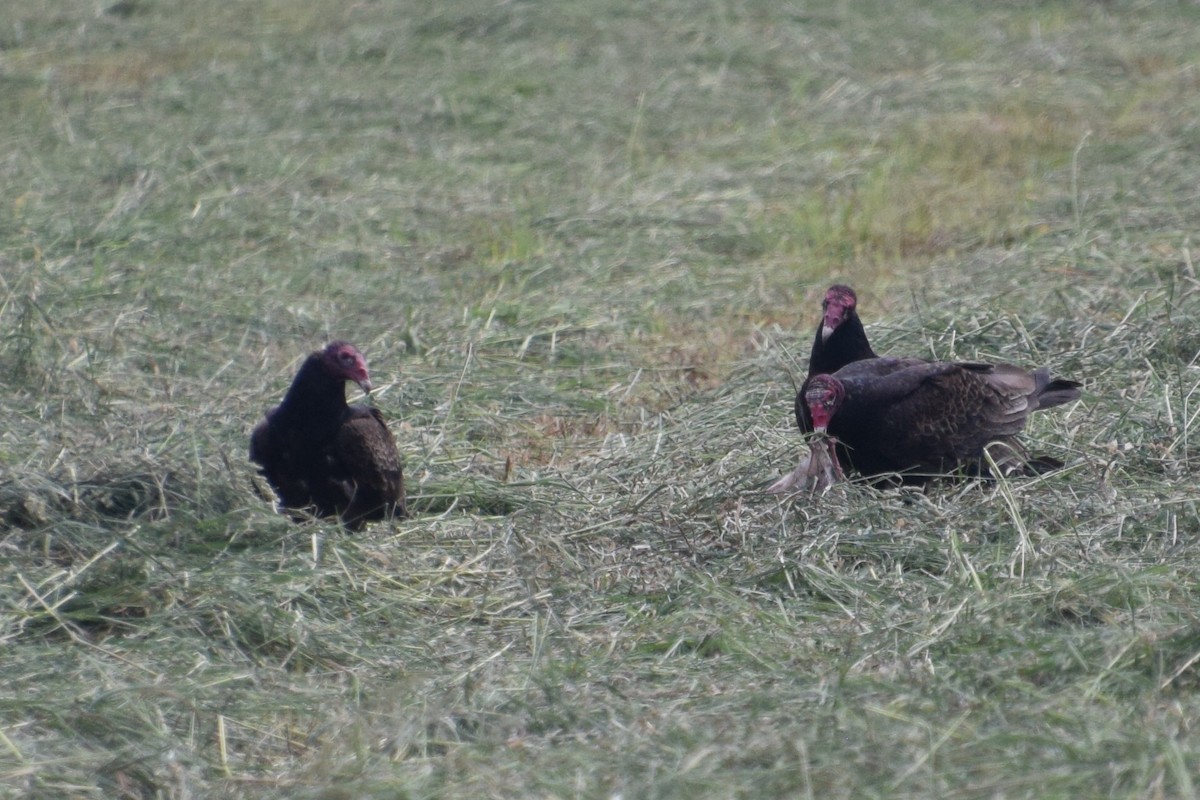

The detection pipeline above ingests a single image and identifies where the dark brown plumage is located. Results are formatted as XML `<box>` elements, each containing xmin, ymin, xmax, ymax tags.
<box><xmin>795</xmin><ymin>285</ymin><xmax>878</xmax><ymax>433</ymax></box>
<box><xmin>804</xmin><ymin>357</ymin><xmax>1081</xmax><ymax>481</ymax></box>
<box><xmin>250</xmin><ymin>341</ymin><xmax>405</xmax><ymax>528</ymax></box>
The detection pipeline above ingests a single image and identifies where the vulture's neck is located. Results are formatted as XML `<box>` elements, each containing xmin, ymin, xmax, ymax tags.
<box><xmin>278</xmin><ymin>354</ymin><xmax>348</xmax><ymax>422</ymax></box>
<box><xmin>811</xmin><ymin>314</ymin><xmax>876</xmax><ymax>373</ymax></box>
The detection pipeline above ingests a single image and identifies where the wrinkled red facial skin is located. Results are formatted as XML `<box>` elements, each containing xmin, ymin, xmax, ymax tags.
<box><xmin>821</xmin><ymin>285</ymin><xmax>858</xmax><ymax>339</ymax></box>
<box><xmin>804</xmin><ymin>376</ymin><xmax>844</xmax><ymax>431</ymax></box>
<box><xmin>805</xmin><ymin>393</ymin><xmax>834</xmax><ymax>430</ymax></box>
<box><xmin>322</xmin><ymin>341</ymin><xmax>373</xmax><ymax>393</ymax></box>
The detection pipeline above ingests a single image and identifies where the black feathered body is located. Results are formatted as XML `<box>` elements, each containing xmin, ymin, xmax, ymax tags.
<box><xmin>819</xmin><ymin>357</ymin><xmax>1081</xmax><ymax>480</ymax></box>
<box><xmin>250</xmin><ymin>351</ymin><xmax>405</xmax><ymax>528</ymax></box>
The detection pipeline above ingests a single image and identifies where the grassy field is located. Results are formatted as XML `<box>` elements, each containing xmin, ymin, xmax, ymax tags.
<box><xmin>3</xmin><ymin>0</ymin><xmax>1200</xmax><ymax>797</ymax></box>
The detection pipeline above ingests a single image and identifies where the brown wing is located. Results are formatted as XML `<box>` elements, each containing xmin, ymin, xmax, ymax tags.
<box><xmin>333</xmin><ymin>406</ymin><xmax>405</xmax><ymax>526</ymax></box>
<box><xmin>869</xmin><ymin>363</ymin><xmax>1050</xmax><ymax>470</ymax></box>
<box><xmin>827</xmin><ymin>356</ymin><xmax>1079</xmax><ymax>478</ymax></box>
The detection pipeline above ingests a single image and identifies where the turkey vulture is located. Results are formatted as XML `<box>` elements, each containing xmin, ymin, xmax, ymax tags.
<box><xmin>250</xmin><ymin>341</ymin><xmax>405</xmax><ymax>528</ymax></box>
<box><xmin>801</xmin><ymin>357</ymin><xmax>1081</xmax><ymax>485</ymax></box>
<box><xmin>796</xmin><ymin>285</ymin><xmax>878</xmax><ymax>433</ymax></box>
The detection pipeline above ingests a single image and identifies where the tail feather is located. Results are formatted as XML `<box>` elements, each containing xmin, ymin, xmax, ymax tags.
<box><xmin>1016</xmin><ymin>367</ymin><xmax>1081</xmax><ymax>411</ymax></box>
<box><xmin>1036</xmin><ymin>378</ymin><xmax>1082</xmax><ymax>410</ymax></box>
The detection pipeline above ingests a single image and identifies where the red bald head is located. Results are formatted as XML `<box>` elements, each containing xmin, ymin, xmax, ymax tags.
<box><xmin>320</xmin><ymin>341</ymin><xmax>373</xmax><ymax>393</ymax></box>
<box><xmin>804</xmin><ymin>374</ymin><xmax>845</xmax><ymax>432</ymax></box>
<box><xmin>821</xmin><ymin>285</ymin><xmax>858</xmax><ymax>342</ymax></box>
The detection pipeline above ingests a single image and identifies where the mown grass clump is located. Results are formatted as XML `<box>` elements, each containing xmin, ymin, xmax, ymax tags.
<box><xmin>3</xmin><ymin>0</ymin><xmax>1200</xmax><ymax>797</ymax></box>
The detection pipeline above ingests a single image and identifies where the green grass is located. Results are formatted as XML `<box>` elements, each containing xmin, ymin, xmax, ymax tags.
<box><xmin>3</xmin><ymin>0</ymin><xmax>1200</xmax><ymax>797</ymax></box>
